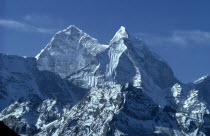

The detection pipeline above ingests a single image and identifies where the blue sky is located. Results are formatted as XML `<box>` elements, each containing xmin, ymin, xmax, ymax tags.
<box><xmin>0</xmin><ymin>0</ymin><xmax>210</xmax><ymax>83</ymax></box>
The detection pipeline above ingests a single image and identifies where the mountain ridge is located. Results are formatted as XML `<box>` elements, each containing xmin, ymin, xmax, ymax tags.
<box><xmin>0</xmin><ymin>25</ymin><xmax>209</xmax><ymax>136</ymax></box>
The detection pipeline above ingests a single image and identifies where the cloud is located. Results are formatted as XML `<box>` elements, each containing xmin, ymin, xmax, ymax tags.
<box><xmin>23</xmin><ymin>14</ymin><xmax>53</xmax><ymax>24</ymax></box>
<box><xmin>22</xmin><ymin>14</ymin><xmax>64</xmax><ymax>27</ymax></box>
<box><xmin>135</xmin><ymin>30</ymin><xmax>210</xmax><ymax>47</ymax></box>
<box><xmin>23</xmin><ymin>14</ymin><xmax>33</xmax><ymax>21</ymax></box>
<box><xmin>0</xmin><ymin>19</ymin><xmax>57</xmax><ymax>34</ymax></box>
<box><xmin>172</xmin><ymin>30</ymin><xmax>210</xmax><ymax>45</ymax></box>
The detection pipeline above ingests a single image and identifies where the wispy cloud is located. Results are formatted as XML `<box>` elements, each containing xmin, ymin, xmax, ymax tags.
<box><xmin>23</xmin><ymin>14</ymin><xmax>34</xmax><ymax>21</ymax></box>
<box><xmin>23</xmin><ymin>14</ymin><xmax>57</xmax><ymax>24</ymax></box>
<box><xmin>135</xmin><ymin>30</ymin><xmax>210</xmax><ymax>47</ymax></box>
<box><xmin>0</xmin><ymin>19</ymin><xmax>57</xmax><ymax>34</ymax></box>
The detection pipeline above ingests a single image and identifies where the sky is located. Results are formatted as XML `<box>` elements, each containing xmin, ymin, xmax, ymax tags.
<box><xmin>0</xmin><ymin>0</ymin><xmax>210</xmax><ymax>83</ymax></box>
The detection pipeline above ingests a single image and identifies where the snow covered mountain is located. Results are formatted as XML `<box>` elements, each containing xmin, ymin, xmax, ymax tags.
<box><xmin>0</xmin><ymin>25</ymin><xmax>209</xmax><ymax>136</ymax></box>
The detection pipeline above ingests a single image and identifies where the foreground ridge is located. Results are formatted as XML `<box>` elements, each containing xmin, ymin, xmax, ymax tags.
<box><xmin>0</xmin><ymin>25</ymin><xmax>210</xmax><ymax>136</ymax></box>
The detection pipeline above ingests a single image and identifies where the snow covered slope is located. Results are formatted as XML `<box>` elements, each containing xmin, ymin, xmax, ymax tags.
<box><xmin>36</xmin><ymin>25</ymin><xmax>108</xmax><ymax>78</ymax></box>
<box><xmin>1</xmin><ymin>26</ymin><xmax>210</xmax><ymax>136</ymax></box>
<box><xmin>0</xmin><ymin>53</ymin><xmax>87</xmax><ymax>135</ymax></box>
<box><xmin>37</xmin><ymin>26</ymin><xmax>177</xmax><ymax>106</ymax></box>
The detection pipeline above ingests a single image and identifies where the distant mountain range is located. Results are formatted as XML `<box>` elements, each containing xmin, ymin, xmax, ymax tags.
<box><xmin>0</xmin><ymin>25</ymin><xmax>209</xmax><ymax>136</ymax></box>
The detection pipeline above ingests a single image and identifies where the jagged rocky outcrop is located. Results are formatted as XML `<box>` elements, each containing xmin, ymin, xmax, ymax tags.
<box><xmin>0</xmin><ymin>53</ymin><xmax>87</xmax><ymax>135</ymax></box>
<box><xmin>0</xmin><ymin>25</ymin><xmax>209</xmax><ymax>136</ymax></box>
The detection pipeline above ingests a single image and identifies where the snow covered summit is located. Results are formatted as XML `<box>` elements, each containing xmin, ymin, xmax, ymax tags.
<box><xmin>0</xmin><ymin>25</ymin><xmax>210</xmax><ymax>136</ymax></box>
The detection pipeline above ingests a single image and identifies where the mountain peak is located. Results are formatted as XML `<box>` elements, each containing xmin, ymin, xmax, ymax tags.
<box><xmin>67</xmin><ymin>25</ymin><xmax>77</xmax><ymax>28</ymax></box>
<box><xmin>119</xmin><ymin>26</ymin><xmax>126</xmax><ymax>32</ymax></box>
<box><xmin>2</xmin><ymin>25</ymin><xmax>210</xmax><ymax>136</ymax></box>
<box><xmin>60</xmin><ymin>25</ymin><xmax>84</xmax><ymax>36</ymax></box>
<box><xmin>110</xmin><ymin>26</ymin><xmax>128</xmax><ymax>43</ymax></box>
<box><xmin>66</xmin><ymin>25</ymin><xmax>81</xmax><ymax>31</ymax></box>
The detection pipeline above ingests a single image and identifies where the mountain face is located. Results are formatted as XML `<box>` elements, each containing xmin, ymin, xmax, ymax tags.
<box><xmin>0</xmin><ymin>25</ymin><xmax>209</xmax><ymax>136</ymax></box>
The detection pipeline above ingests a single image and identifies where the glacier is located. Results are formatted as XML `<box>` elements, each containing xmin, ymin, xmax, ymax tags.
<box><xmin>0</xmin><ymin>25</ymin><xmax>210</xmax><ymax>136</ymax></box>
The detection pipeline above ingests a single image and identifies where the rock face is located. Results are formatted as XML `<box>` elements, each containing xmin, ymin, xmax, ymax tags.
<box><xmin>0</xmin><ymin>25</ymin><xmax>209</xmax><ymax>136</ymax></box>
<box><xmin>0</xmin><ymin>53</ymin><xmax>86</xmax><ymax>135</ymax></box>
